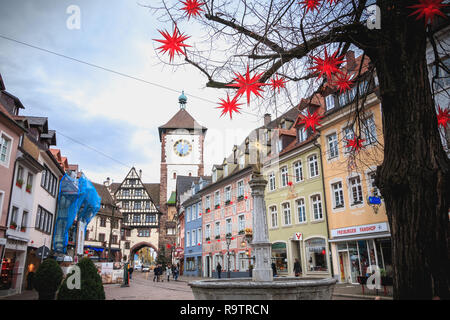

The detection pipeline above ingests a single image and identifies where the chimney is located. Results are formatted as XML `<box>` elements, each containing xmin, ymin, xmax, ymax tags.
<box><xmin>264</xmin><ymin>113</ymin><xmax>271</xmax><ymax>126</ymax></box>
<box><xmin>104</xmin><ymin>177</ymin><xmax>110</xmax><ymax>187</ymax></box>
<box><xmin>345</xmin><ymin>50</ymin><xmax>357</xmax><ymax>71</ymax></box>
<box><xmin>139</xmin><ymin>169</ymin><xmax>142</xmax><ymax>178</ymax></box>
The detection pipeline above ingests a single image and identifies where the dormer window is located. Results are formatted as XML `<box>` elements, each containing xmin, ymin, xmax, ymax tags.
<box><xmin>277</xmin><ymin>138</ymin><xmax>283</xmax><ymax>153</ymax></box>
<box><xmin>298</xmin><ymin>127</ymin><xmax>307</xmax><ymax>142</ymax></box>
<box><xmin>239</xmin><ymin>155</ymin><xmax>245</xmax><ymax>169</ymax></box>
<box><xmin>325</xmin><ymin>95</ymin><xmax>335</xmax><ymax>111</ymax></box>
<box><xmin>212</xmin><ymin>170</ymin><xmax>217</xmax><ymax>183</ymax></box>
<box><xmin>224</xmin><ymin>164</ymin><xmax>228</xmax><ymax>176</ymax></box>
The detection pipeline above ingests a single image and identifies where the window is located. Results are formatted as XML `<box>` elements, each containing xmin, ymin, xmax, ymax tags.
<box><xmin>237</xmin><ymin>181</ymin><xmax>244</xmax><ymax>197</ymax></box>
<box><xmin>135</xmin><ymin>189</ymin><xmax>142</xmax><ymax>196</ymax></box>
<box><xmin>348</xmin><ymin>86</ymin><xmax>357</xmax><ymax>102</ymax></box>
<box><xmin>311</xmin><ymin>195</ymin><xmax>323</xmax><ymax>220</ymax></box>
<box><xmin>298</xmin><ymin>127</ymin><xmax>308</xmax><ymax>142</ymax></box>
<box><xmin>215</xmin><ymin>222</ymin><xmax>220</xmax><ymax>238</ymax></box>
<box><xmin>197</xmin><ymin>228</ymin><xmax>202</xmax><ymax>245</ymax></box>
<box><xmin>112</xmin><ymin>235</ymin><xmax>118</xmax><ymax>244</ymax></box>
<box><xmin>145</xmin><ymin>201</ymin><xmax>150</xmax><ymax>209</ymax></box>
<box><xmin>282</xmin><ymin>202</ymin><xmax>291</xmax><ymax>225</ymax></box>
<box><xmin>205</xmin><ymin>196</ymin><xmax>211</xmax><ymax>210</ymax></box>
<box><xmin>122</xmin><ymin>189</ymin><xmax>130</xmax><ymax>197</ymax></box>
<box><xmin>238</xmin><ymin>214</ymin><xmax>245</xmax><ymax>232</ymax></box>
<box><xmin>239</xmin><ymin>155</ymin><xmax>245</xmax><ymax>168</ymax></box>
<box><xmin>167</xmin><ymin>227</ymin><xmax>176</xmax><ymax>235</ymax></box>
<box><xmin>224</xmin><ymin>164</ymin><xmax>228</xmax><ymax>176</ymax></box>
<box><xmin>349</xmin><ymin>176</ymin><xmax>363</xmax><ymax>205</ymax></box>
<box><xmin>0</xmin><ymin>134</ymin><xmax>11</xmax><ymax>164</ymax></box>
<box><xmin>145</xmin><ymin>214</ymin><xmax>156</xmax><ymax>223</ymax></box>
<box><xmin>205</xmin><ymin>224</ymin><xmax>211</xmax><ymax>240</ymax></box>
<box><xmin>305</xmin><ymin>238</ymin><xmax>328</xmax><ymax>271</ymax></box>
<box><xmin>332</xmin><ymin>182</ymin><xmax>345</xmax><ymax>208</ymax></box>
<box><xmin>186</xmin><ymin>231</ymin><xmax>190</xmax><ymax>247</ymax></box>
<box><xmin>225</xmin><ymin>186</ymin><xmax>231</xmax><ymax>202</ymax></box>
<box><xmin>125</xmin><ymin>242</ymin><xmax>130</xmax><ymax>249</ymax></box>
<box><xmin>296</xmin><ymin>199</ymin><xmax>306</xmax><ymax>223</ymax></box>
<box><xmin>343</xmin><ymin>126</ymin><xmax>355</xmax><ymax>153</ymax></box>
<box><xmin>327</xmin><ymin>133</ymin><xmax>339</xmax><ymax>159</ymax></box>
<box><xmin>338</xmin><ymin>92</ymin><xmax>348</xmax><ymax>106</ymax></box>
<box><xmin>99</xmin><ymin>233</ymin><xmax>105</xmax><ymax>242</ymax></box>
<box><xmin>187</xmin><ymin>207</ymin><xmax>191</xmax><ymax>222</ymax></box>
<box><xmin>100</xmin><ymin>217</ymin><xmax>106</xmax><ymax>227</ymax></box>
<box><xmin>280</xmin><ymin>166</ymin><xmax>288</xmax><ymax>187</ymax></box>
<box><xmin>26</xmin><ymin>173</ymin><xmax>33</xmax><ymax>192</ymax></box>
<box><xmin>10</xmin><ymin>206</ymin><xmax>18</xmax><ymax>225</ymax></box>
<box><xmin>133</xmin><ymin>214</ymin><xmax>141</xmax><ymax>223</ymax></box>
<box><xmin>226</xmin><ymin>218</ymin><xmax>232</xmax><ymax>235</ymax></box>
<box><xmin>359</xmin><ymin>80</ymin><xmax>369</xmax><ymax>95</ymax></box>
<box><xmin>192</xmin><ymin>230</ymin><xmax>196</xmax><ymax>247</ymax></box>
<box><xmin>432</xmin><ymin>57</ymin><xmax>450</xmax><ymax>89</ymax></box>
<box><xmin>277</xmin><ymin>139</ymin><xmax>283</xmax><ymax>153</ymax></box>
<box><xmin>270</xmin><ymin>206</ymin><xmax>278</xmax><ymax>228</ymax></box>
<box><xmin>212</xmin><ymin>170</ymin><xmax>217</xmax><ymax>183</ymax></box>
<box><xmin>192</xmin><ymin>204</ymin><xmax>197</xmax><ymax>220</ymax></box>
<box><xmin>309</xmin><ymin>155</ymin><xmax>319</xmax><ymax>178</ymax></box>
<box><xmin>325</xmin><ymin>95</ymin><xmax>335</xmax><ymax>111</ymax></box>
<box><xmin>268</xmin><ymin>172</ymin><xmax>276</xmax><ymax>191</ymax></box>
<box><xmin>214</xmin><ymin>191</ymin><xmax>220</xmax><ymax>207</ymax></box>
<box><xmin>368</xmin><ymin>171</ymin><xmax>380</xmax><ymax>197</ymax></box>
<box><xmin>41</xmin><ymin>166</ymin><xmax>57</xmax><ymax>197</ymax></box>
<box><xmin>123</xmin><ymin>201</ymin><xmax>129</xmax><ymax>209</ymax></box>
<box><xmin>35</xmin><ymin>206</ymin><xmax>53</xmax><ymax>233</ymax></box>
<box><xmin>16</xmin><ymin>166</ymin><xmax>24</xmax><ymax>185</ymax></box>
<box><xmin>362</xmin><ymin>115</ymin><xmax>377</xmax><ymax>145</ymax></box>
<box><xmin>134</xmin><ymin>201</ymin><xmax>141</xmax><ymax>209</ymax></box>
<box><xmin>173</xmin><ymin>172</ymin><xmax>177</xmax><ymax>179</ymax></box>
<box><xmin>294</xmin><ymin>161</ymin><xmax>303</xmax><ymax>182</ymax></box>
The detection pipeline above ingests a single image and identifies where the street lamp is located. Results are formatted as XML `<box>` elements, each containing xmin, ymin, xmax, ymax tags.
<box><xmin>225</xmin><ymin>234</ymin><xmax>233</xmax><ymax>278</ymax></box>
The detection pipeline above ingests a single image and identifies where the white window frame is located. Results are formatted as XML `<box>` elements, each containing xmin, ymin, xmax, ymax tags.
<box><xmin>237</xmin><ymin>180</ymin><xmax>244</xmax><ymax>197</ymax></box>
<box><xmin>206</xmin><ymin>195</ymin><xmax>211</xmax><ymax>209</ymax></box>
<box><xmin>280</xmin><ymin>166</ymin><xmax>289</xmax><ymax>187</ymax></box>
<box><xmin>298</xmin><ymin>127</ymin><xmax>308</xmax><ymax>142</ymax></box>
<box><xmin>0</xmin><ymin>132</ymin><xmax>13</xmax><ymax>168</ymax></box>
<box><xmin>269</xmin><ymin>205</ymin><xmax>278</xmax><ymax>228</ymax></box>
<box><xmin>186</xmin><ymin>231</ymin><xmax>190</xmax><ymax>247</ymax></box>
<box><xmin>348</xmin><ymin>175</ymin><xmax>364</xmax><ymax>206</ymax></box>
<box><xmin>362</xmin><ymin>115</ymin><xmax>377</xmax><ymax>146</ymax></box>
<box><xmin>226</xmin><ymin>218</ymin><xmax>232</xmax><ymax>235</ymax></box>
<box><xmin>294</xmin><ymin>161</ymin><xmax>303</xmax><ymax>183</ymax></box>
<box><xmin>238</xmin><ymin>214</ymin><xmax>245</xmax><ymax>232</ymax></box>
<box><xmin>214</xmin><ymin>190</ymin><xmax>220</xmax><ymax>206</ymax></box>
<box><xmin>308</xmin><ymin>154</ymin><xmax>319</xmax><ymax>178</ymax></box>
<box><xmin>331</xmin><ymin>181</ymin><xmax>345</xmax><ymax>209</ymax></box>
<box><xmin>268</xmin><ymin>172</ymin><xmax>276</xmax><ymax>191</ymax></box>
<box><xmin>325</xmin><ymin>94</ymin><xmax>335</xmax><ymax>111</ymax></box>
<box><xmin>311</xmin><ymin>194</ymin><xmax>324</xmax><ymax>221</ymax></box>
<box><xmin>225</xmin><ymin>185</ymin><xmax>232</xmax><ymax>202</ymax></box>
<box><xmin>215</xmin><ymin>221</ymin><xmax>220</xmax><ymax>237</ymax></box>
<box><xmin>192</xmin><ymin>229</ymin><xmax>196</xmax><ymax>247</ymax></box>
<box><xmin>281</xmin><ymin>202</ymin><xmax>292</xmax><ymax>226</ymax></box>
<box><xmin>295</xmin><ymin>198</ymin><xmax>307</xmax><ymax>224</ymax></box>
<box><xmin>205</xmin><ymin>224</ymin><xmax>211</xmax><ymax>239</ymax></box>
<box><xmin>327</xmin><ymin>133</ymin><xmax>339</xmax><ymax>159</ymax></box>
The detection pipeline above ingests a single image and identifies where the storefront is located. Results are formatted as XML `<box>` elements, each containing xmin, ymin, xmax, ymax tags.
<box><xmin>330</xmin><ymin>222</ymin><xmax>392</xmax><ymax>284</ymax></box>
<box><xmin>0</xmin><ymin>238</ymin><xmax>27</xmax><ymax>295</ymax></box>
<box><xmin>271</xmin><ymin>242</ymin><xmax>288</xmax><ymax>274</ymax></box>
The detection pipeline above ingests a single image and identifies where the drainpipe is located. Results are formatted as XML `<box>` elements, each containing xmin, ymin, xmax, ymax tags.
<box><xmin>313</xmin><ymin>136</ymin><xmax>335</xmax><ymax>279</ymax></box>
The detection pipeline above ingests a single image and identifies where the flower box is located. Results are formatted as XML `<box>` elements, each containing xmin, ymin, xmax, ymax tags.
<box><xmin>26</xmin><ymin>184</ymin><xmax>32</xmax><ymax>193</ymax></box>
<box><xmin>237</xmin><ymin>195</ymin><xmax>244</xmax><ymax>201</ymax></box>
<box><xmin>205</xmin><ymin>237</ymin><xmax>210</xmax><ymax>241</ymax></box>
<box><xmin>16</xmin><ymin>179</ymin><xmax>23</xmax><ymax>188</ymax></box>
<box><xmin>20</xmin><ymin>227</ymin><xmax>26</xmax><ymax>232</ymax></box>
<box><xmin>215</xmin><ymin>235</ymin><xmax>221</xmax><ymax>240</ymax></box>
<box><xmin>205</xmin><ymin>208</ymin><xmax>210</xmax><ymax>213</ymax></box>
<box><xmin>225</xmin><ymin>200</ymin><xmax>231</xmax><ymax>205</ymax></box>
<box><xmin>215</xmin><ymin>204</ymin><xmax>221</xmax><ymax>209</ymax></box>
<box><xmin>10</xmin><ymin>223</ymin><xmax>17</xmax><ymax>230</ymax></box>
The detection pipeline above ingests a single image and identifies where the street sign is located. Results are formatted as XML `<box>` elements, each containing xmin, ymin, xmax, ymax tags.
<box><xmin>36</xmin><ymin>245</ymin><xmax>50</xmax><ymax>259</ymax></box>
<box><xmin>368</xmin><ymin>196</ymin><xmax>381</xmax><ymax>205</ymax></box>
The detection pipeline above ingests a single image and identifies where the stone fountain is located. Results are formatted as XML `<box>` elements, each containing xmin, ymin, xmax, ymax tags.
<box><xmin>189</xmin><ymin>172</ymin><xmax>336</xmax><ymax>300</ymax></box>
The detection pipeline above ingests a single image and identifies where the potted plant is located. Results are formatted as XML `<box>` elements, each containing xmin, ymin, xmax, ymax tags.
<box><xmin>237</xmin><ymin>195</ymin><xmax>244</xmax><ymax>201</ymax></box>
<box><xmin>205</xmin><ymin>208</ymin><xmax>210</xmax><ymax>213</ymax></box>
<box><xmin>26</xmin><ymin>184</ymin><xmax>32</xmax><ymax>193</ymax></box>
<box><xmin>20</xmin><ymin>226</ymin><xmax>26</xmax><ymax>232</ymax></box>
<box><xmin>238</xmin><ymin>230</ymin><xmax>245</xmax><ymax>235</ymax></box>
<box><xmin>16</xmin><ymin>178</ymin><xmax>23</xmax><ymax>188</ymax></box>
<box><xmin>215</xmin><ymin>235</ymin><xmax>221</xmax><ymax>240</ymax></box>
<box><xmin>34</xmin><ymin>258</ymin><xmax>63</xmax><ymax>300</ymax></box>
<box><xmin>215</xmin><ymin>204</ymin><xmax>221</xmax><ymax>209</ymax></box>
<box><xmin>226</xmin><ymin>232</ymin><xmax>232</xmax><ymax>238</ymax></box>
<box><xmin>10</xmin><ymin>221</ymin><xmax>17</xmax><ymax>230</ymax></box>
<box><xmin>205</xmin><ymin>237</ymin><xmax>210</xmax><ymax>241</ymax></box>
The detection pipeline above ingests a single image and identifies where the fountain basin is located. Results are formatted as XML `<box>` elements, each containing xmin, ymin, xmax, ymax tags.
<box><xmin>188</xmin><ymin>277</ymin><xmax>337</xmax><ymax>300</ymax></box>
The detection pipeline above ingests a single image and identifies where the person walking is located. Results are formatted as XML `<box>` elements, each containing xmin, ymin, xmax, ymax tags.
<box><xmin>174</xmin><ymin>265</ymin><xmax>179</xmax><ymax>281</ymax></box>
<box><xmin>166</xmin><ymin>264</ymin><xmax>172</xmax><ymax>282</ymax></box>
<box><xmin>271</xmin><ymin>262</ymin><xmax>277</xmax><ymax>277</ymax></box>
<box><xmin>153</xmin><ymin>265</ymin><xmax>160</xmax><ymax>282</ymax></box>
<box><xmin>294</xmin><ymin>258</ymin><xmax>302</xmax><ymax>277</ymax></box>
<box><xmin>128</xmin><ymin>265</ymin><xmax>134</xmax><ymax>280</ymax></box>
<box><xmin>216</xmin><ymin>262</ymin><xmax>222</xmax><ymax>279</ymax></box>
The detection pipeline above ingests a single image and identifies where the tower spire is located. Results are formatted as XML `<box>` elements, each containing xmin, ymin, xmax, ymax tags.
<box><xmin>179</xmin><ymin>90</ymin><xmax>187</xmax><ymax>109</ymax></box>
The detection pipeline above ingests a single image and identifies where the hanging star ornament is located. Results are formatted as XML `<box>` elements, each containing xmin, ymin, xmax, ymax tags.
<box><xmin>409</xmin><ymin>0</ymin><xmax>448</xmax><ymax>25</ymax></box>
<box><xmin>180</xmin><ymin>0</ymin><xmax>205</xmax><ymax>19</ymax></box>
<box><xmin>299</xmin><ymin>0</ymin><xmax>322</xmax><ymax>13</ymax></box>
<box><xmin>298</xmin><ymin>110</ymin><xmax>324</xmax><ymax>133</ymax></box>
<box><xmin>333</xmin><ymin>72</ymin><xmax>354</xmax><ymax>93</ymax></box>
<box><xmin>309</xmin><ymin>48</ymin><xmax>345</xmax><ymax>80</ymax></box>
<box><xmin>345</xmin><ymin>137</ymin><xmax>366</xmax><ymax>152</ymax></box>
<box><xmin>269</xmin><ymin>75</ymin><xmax>288</xmax><ymax>93</ymax></box>
<box><xmin>217</xmin><ymin>94</ymin><xmax>243</xmax><ymax>119</ymax></box>
<box><xmin>154</xmin><ymin>27</ymin><xmax>191</xmax><ymax>62</ymax></box>
<box><xmin>437</xmin><ymin>105</ymin><xmax>449</xmax><ymax>129</ymax></box>
<box><xmin>226</xmin><ymin>65</ymin><xmax>266</xmax><ymax>105</ymax></box>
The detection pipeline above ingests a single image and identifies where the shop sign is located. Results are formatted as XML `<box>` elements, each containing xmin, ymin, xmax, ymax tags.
<box><xmin>331</xmin><ymin>222</ymin><xmax>389</xmax><ymax>238</ymax></box>
<box><xmin>293</xmin><ymin>233</ymin><xmax>303</xmax><ymax>241</ymax></box>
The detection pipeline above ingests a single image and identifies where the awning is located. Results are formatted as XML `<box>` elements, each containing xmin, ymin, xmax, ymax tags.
<box><xmin>328</xmin><ymin>233</ymin><xmax>391</xmax><ymax>243</ymax></box>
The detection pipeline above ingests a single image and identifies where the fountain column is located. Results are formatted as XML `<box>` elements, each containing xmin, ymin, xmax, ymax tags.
<box><xmin>249</xmin><ymin>173</ymin><xmax>273</xmax><ymax>282</ymax></box>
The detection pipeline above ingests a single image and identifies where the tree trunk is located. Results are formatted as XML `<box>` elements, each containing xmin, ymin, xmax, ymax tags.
<box><xmin>367</xmin><ymin>1</ymin><xmax>450</xmax><ymax>299</ymax></box>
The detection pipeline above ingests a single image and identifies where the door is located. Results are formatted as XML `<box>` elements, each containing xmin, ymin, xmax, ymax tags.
<box><xmin>197</xmin><ymin>256</ymin><xmax>202</xmax><ymax>277</ymax></box>
<box><xmin>291</xmin><ymin>240</ymin><xmax>302</xmax><ymax>276</ymax></box>
<box><xmin>338</xmin><ymin>252</ymin><xmax>350</xmax><ymax>283</ymax></box>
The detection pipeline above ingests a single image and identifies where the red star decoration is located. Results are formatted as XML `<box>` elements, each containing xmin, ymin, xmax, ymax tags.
<box><xmin>345</xmin><ymin>137</ymin><xmax>365</xmax><ymax>152</ymax></box>
<box><xmin>288</xmin><ymin>181</ymin><xmax>293</xmax><ymax>186</ymax></box>
<box><xmin>332</xmin><ymin>72</ymin><xmax>354</xmax><ymax>93</ymax></box>
<box><xmin>227</xmin><ymin>65</ymin><xmax>266</xmax><ymax>105</ymax></box>
<box><xmin>154</xmin><ymin>27</ymin><xmax>191</xmax><ymax>62</ymax></box>
<box><xmin>167</xmin><ymin>244</ymin><xmax>172</xmax><ymax>249</ymax></box>
<box><xmin>180</xmin><ymin>0</ymin><xmax>205</xmax><ymax>19</ymax></box>
<box><xmin>299</xmin><ymin>0</ymin><xmax>322</xmax><ymax>13</ymax></box>
<box><xmin>437</xmin><ymin>105</ymin><xmax>449</xmax><ymax>129</ymax></box>
<box><xmin>309</xmin><ymin>48</ymin><xmax>345</xmax><ymax>80</ymax></box>
<box><xmin>409</xmin><ymin>0</ymin><xmax>448</xmax><ymax>25</ymax></box>
<box><xmin>217</xmin><ymin>94</ymin><xmax>243</xmax><ymax>119</ymax></box>
<box><xmin>297</xmin><ymin>110</ymin><xmax>324</xmax><ymax>133</ymax></box>
<box><xmin>269</xmin><ymin>75</ymin><xmax>288</xmax><ymax>93</ymax></box>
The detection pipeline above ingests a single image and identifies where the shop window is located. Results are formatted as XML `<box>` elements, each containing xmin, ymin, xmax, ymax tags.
<box><xmin>305</xmin><ymin>238</ymin><xmax>328</xmax><ymax>272</ymax></box>
<box><xmin>271</xmin><ymin>242</ymin><xmax>288</xmax><ymax>273</ymax></box>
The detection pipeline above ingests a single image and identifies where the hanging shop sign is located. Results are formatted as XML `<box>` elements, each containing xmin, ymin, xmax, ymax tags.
<box><xmin>331</xmin><ymin>222</ymin><xmax>389</xmax><ymax>238</ymax></box>
<box><xmin>293</xmin><ymin>232</ymin><xmax>303</xmax><ymax>241</ymax></box>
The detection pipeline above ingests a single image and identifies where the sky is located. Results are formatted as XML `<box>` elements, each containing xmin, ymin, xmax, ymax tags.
<box><xmin>0</xmin><ymin>0</ymin><xmax>272</xmax><ymax>185</ymax></box>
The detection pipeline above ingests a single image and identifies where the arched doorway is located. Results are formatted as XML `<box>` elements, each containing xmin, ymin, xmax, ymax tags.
<box><xmin>129</xmin><ymin>242</ymin><xmax>158</xmax><ymax>268</ymax></box>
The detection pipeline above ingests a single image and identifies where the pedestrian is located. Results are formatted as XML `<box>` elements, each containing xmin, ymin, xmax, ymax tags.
<box><xmin>153</xmin><ymin>265</ymin><xmax>159</xmax><ymax>282</ymax></box>
<box><xmin>166</xmin><ymin>264</ymin><xmax>172</xmax><ymax>282</ymax></box>
<box><xmin>128</xmin><ymin>265</ymin><xmax>134</xmax><ymax>280</ymax></box>
<box><xmin>216</xmin><ymin>263</ymin><xmax>222</xmax><ymax>279</ymax></box>
<box><xmin>294</xmin><ymin>258</ymin><xmax>302</xmax><ymax>277</ymax></box>
<box><xmin>174</xmin><ymin>265</ymin><xmax>179</xmax><ymax>281</ymax></box>
<box><xmin>171</xmin><ymin>264</ymin><xmax>176</xmax><ymax>280</ymax></box>
<box><xmin>271</xmin><ymin>262</ymin><xmax>277</xmax><ymax>277</ymax></box>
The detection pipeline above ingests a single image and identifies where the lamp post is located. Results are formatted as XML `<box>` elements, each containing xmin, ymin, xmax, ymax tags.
<box><xmin>225</xmin><ymin>234</ymin><xmax>232</xmax><ymax>279</ymax></box>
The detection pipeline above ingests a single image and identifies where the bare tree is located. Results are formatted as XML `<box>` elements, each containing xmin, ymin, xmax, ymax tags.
<box><xmin>147</xmin><ymin>0</ymin><xmax>450</xmax><ymax>299</ymax></box>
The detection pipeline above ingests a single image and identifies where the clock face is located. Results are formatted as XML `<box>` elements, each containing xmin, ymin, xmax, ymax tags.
<box><xmin>173</xmin><ymin>139</ymin><xmax>192</xmax><ymax>157</ymax></box>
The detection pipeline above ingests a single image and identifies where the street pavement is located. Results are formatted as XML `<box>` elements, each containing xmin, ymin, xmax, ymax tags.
<box><xmin>0</xmin><ymin>271</ymin><xmax>393</xmax><ymax>300</ymax></box>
